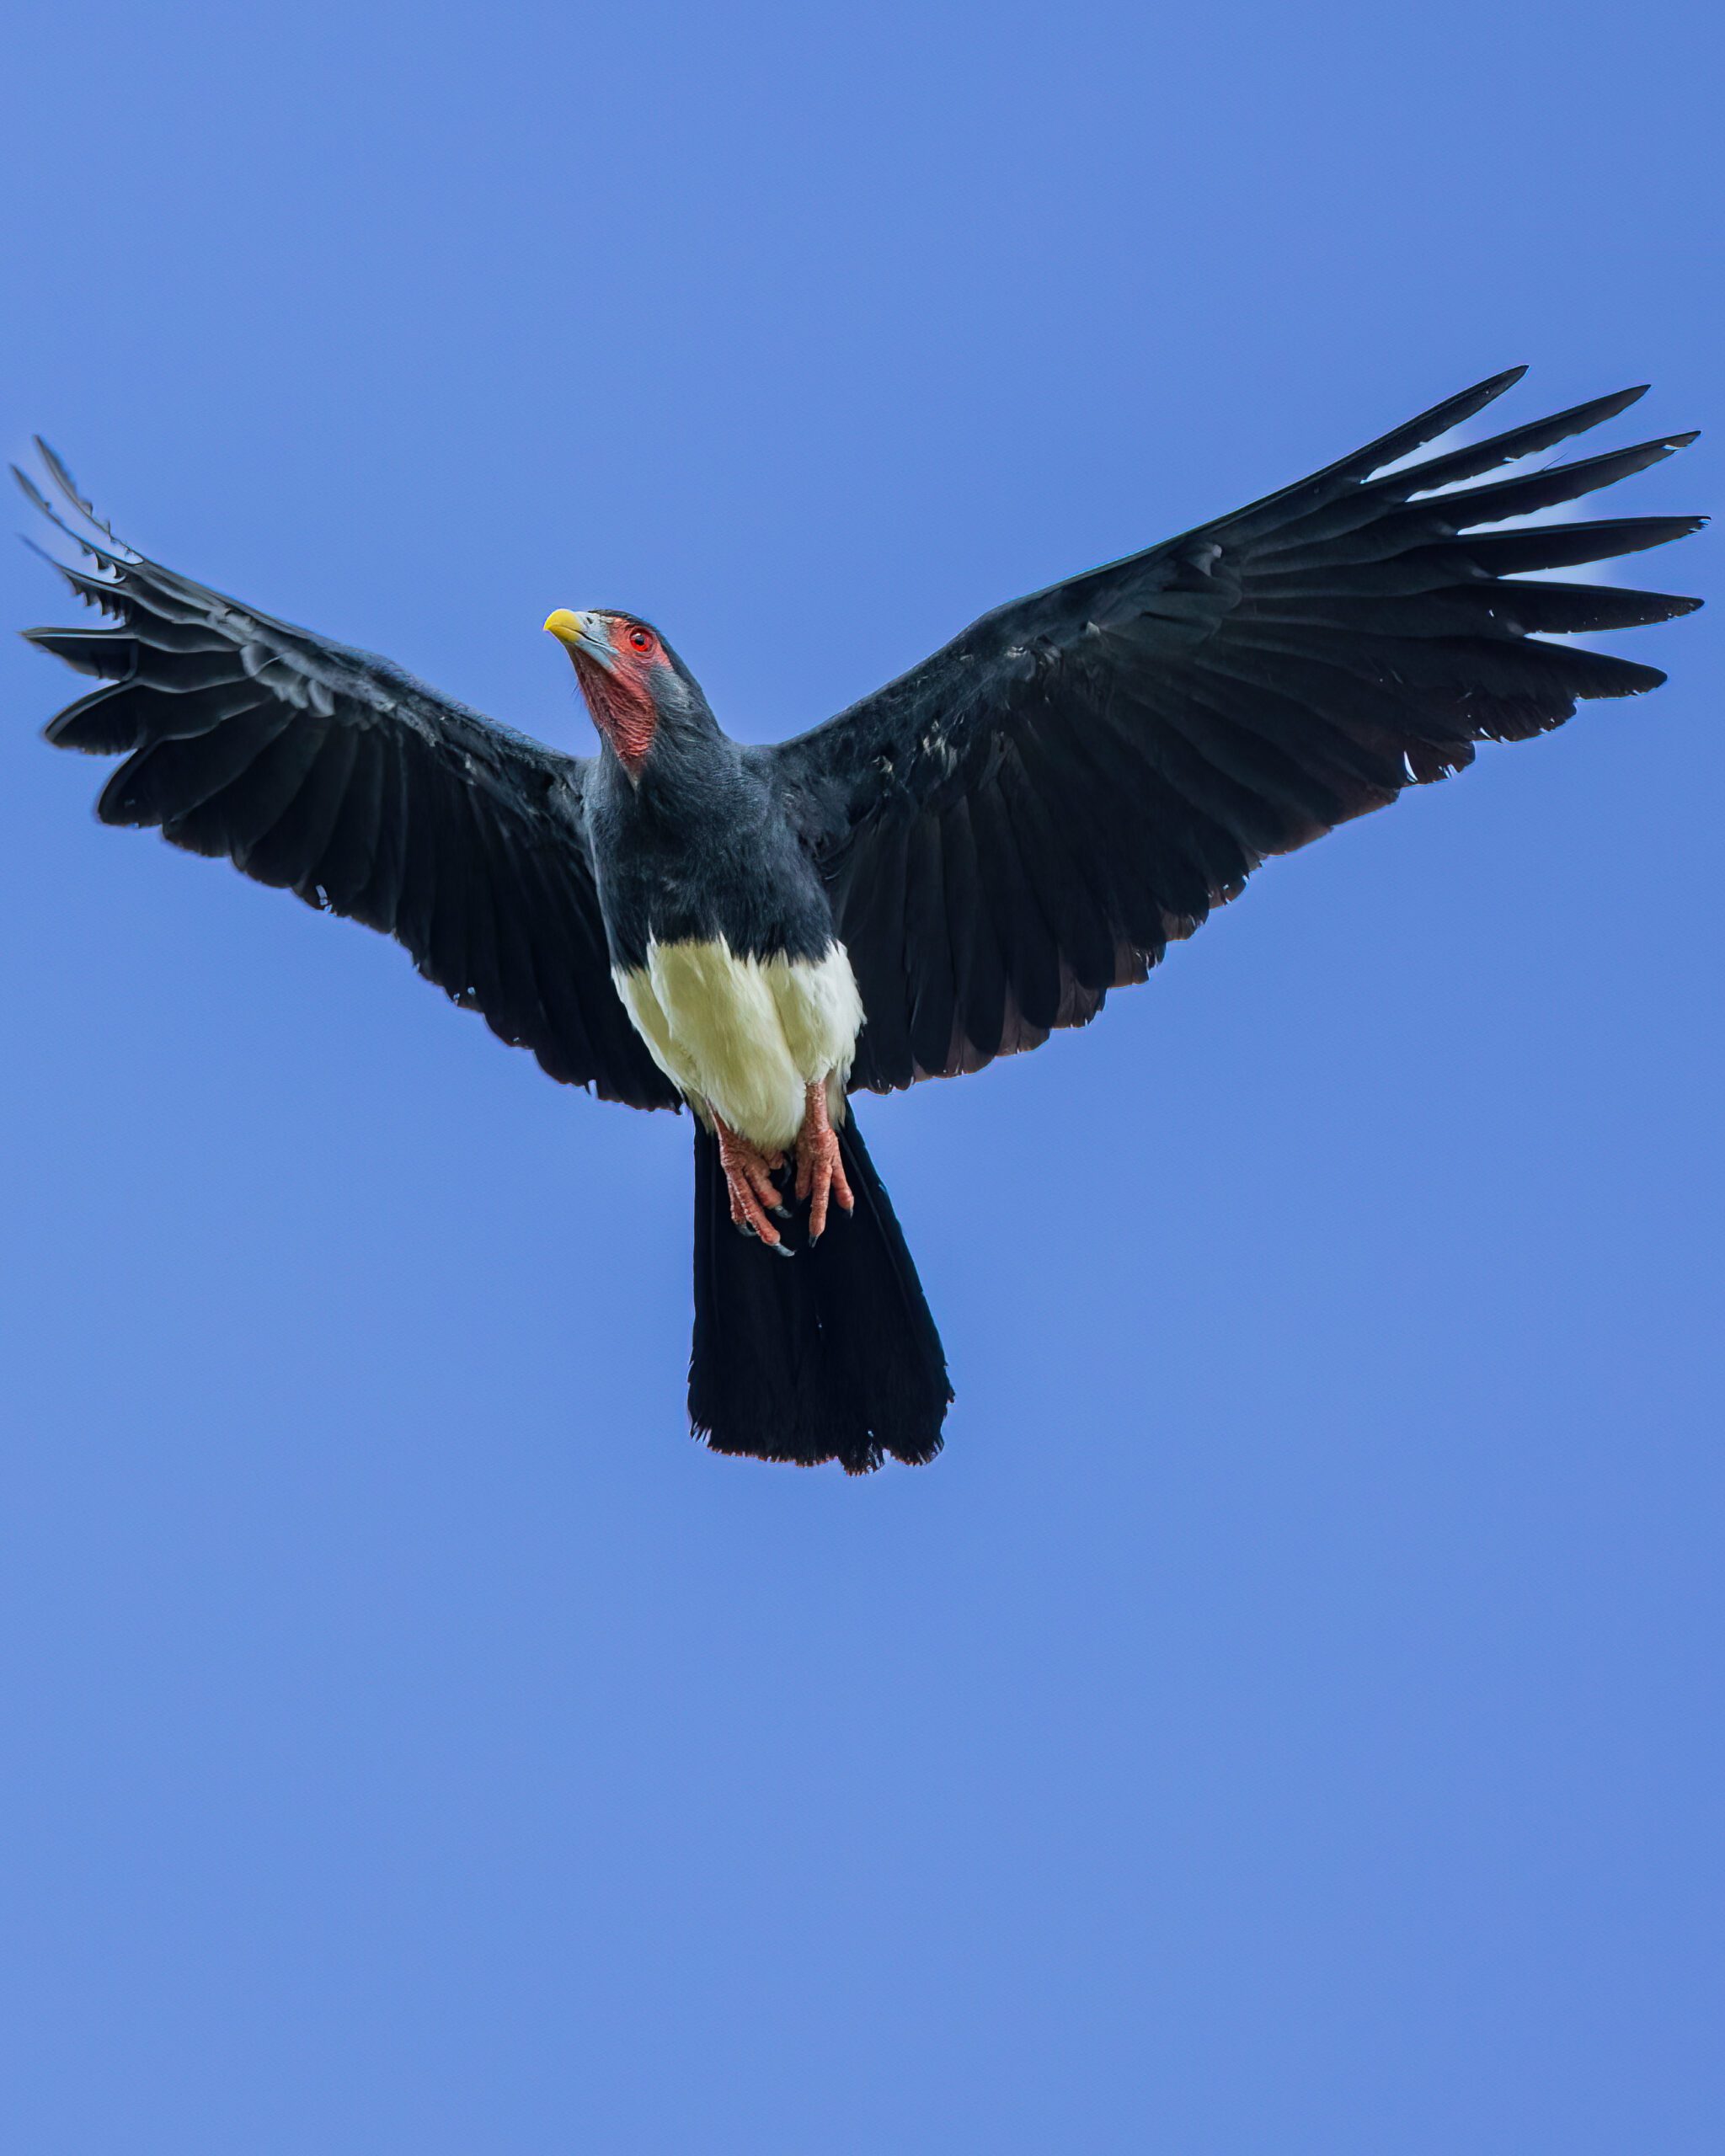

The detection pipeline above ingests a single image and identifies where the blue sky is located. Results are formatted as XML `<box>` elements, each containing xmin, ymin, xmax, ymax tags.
<box><xmin>3</xmin><ymin>3</ymin><xmax>1719</xmax><ymax>2149</ymax></box>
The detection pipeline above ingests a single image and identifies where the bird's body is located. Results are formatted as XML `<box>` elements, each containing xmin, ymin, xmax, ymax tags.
<box><xmin>582</xmin><ymin>722</ymin><xmax>860</xmax><ymax>1154</ymax></box>
<box><xmin>612</xmin><ymin>938</ymin><xmax>861</xmax><ymax>1157</ymax></box>
<box><xmin>19</xmin><ymin>371</ymin><xmax>1705</xmax><ymax>1472</ymax></box>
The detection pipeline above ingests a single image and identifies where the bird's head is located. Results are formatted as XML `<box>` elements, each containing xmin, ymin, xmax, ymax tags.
<box><xmin>542</xmin><ymin>608</ymin><xmax>708</xmax><ymax>777</ymax></box>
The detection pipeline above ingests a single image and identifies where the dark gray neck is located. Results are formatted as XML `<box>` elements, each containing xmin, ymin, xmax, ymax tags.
<box><xmin>584</xmin><ymin>728</ymin><xmax>836</xmax><ymax>973</ymax></box>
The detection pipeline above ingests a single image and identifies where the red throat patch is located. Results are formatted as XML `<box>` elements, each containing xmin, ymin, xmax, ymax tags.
<box><xmin>577</xmin><ymin>656</ymin><xmax>658</xmax><ymax>775</ymax></box>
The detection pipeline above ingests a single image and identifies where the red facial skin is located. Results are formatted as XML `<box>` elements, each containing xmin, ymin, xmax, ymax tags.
<box><xmin>576</xmin><ymin>618</ymin><xmax>665</xmax><ymax>775</ymax></box>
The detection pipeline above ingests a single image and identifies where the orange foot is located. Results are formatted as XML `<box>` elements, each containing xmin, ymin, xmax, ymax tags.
<box><xmin>714</xmin><ymin>1115</ymin><xmax>788</xmax><ymax>1250</ymax></box>
<box><xmin>794</xmin><ymin>1080</ymin><xmax>855</xmax><ymax>1243</ymax></box>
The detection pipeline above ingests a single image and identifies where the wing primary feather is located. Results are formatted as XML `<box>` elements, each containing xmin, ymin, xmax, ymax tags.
<box><xmin>1235</xmin><ymin>584</ymin><xmax>1701</xmax><ymax>639</ymax></box>
<box><xmin>1227</xmin><ymin>620</ymin><xmax>1667</xmax><ymax>705</ymax></box>
<box><xmin>34</xmin><ymin>439</ymin><xmax>116</xmax><ymax>536</ymax></box>
<box><xmin>256</xmin><ymin>725</ymin><xmax>360</xmax><ymax>894</ymax></box>
<box><xmin>23</xmin><ymin>627</ymin><xmax>138</xmax><ymax>680</ymax></box>
<box><xmin>939</xmin><ymin>795</ymin><xmax>1008</xmax><ymax>1068</ymax></box>
<box><xmin>451</xmin><ymin>793</ymin><xmax>508</xmax><ymax>1018</ymax></box>
<box><xmin>1343</xmin><ymin>368</ymin><xmax>1530</xmax><ymax>479</ymax></box>
<box><xmin>1252</xmin><ymin>435</ymin><xmax>1698</xmax><ymax>561</ymax></box>
<box><xmin>419</xmin><ymin>784</ymin><xmax>473</xmax><ymax>1004</ymax></box>
<box><xmin>992</xmin><ymin>738</ymin><xmax>1119</xmax><ymax>995</ymax></box>
<box><xmin>1212</xmin><ymin>370</ymin><xmax>1529</xmax><ymax>546</ymax></box>
<box><xmin>1013</xmin><ymin>713</ymin><xmax>1190</xmax><ymax>954</ymax></box>
<box><xmin>1062</xmin><ymin>689</ymin><xmax>1245</xmax><ymax>922</ymax></box>
<box><xmin>1368</xmin><ymin>386</ymin><xmax>1652</xmax><ymax>498</ymax></box>
<box><xmin>902</xmin><ymin>811</ymin><xmax>960</xmax><ymax>1077</ymax></box>
<box><xmin>12</xmin><ymin>469</ymin><xmax>136</xmax><ymax>573</ymax></box>
<box><xmin>219</xmin><ymin>721</ymin><xmax>331</xmax><ymax>873</ymax></box>
<box><xmin>1190</xmin><ymin>641</ymin><xmax>1478</xmax><ymax>766</ymax></box>
<box><xmin>832</xmin><ymin>810</ymin><xmax>915</xmax><ymax>1091</ymax></box>
<box><xmin>388</xmin><ymin>741</ymin><xmax>440</xmax><ymax>961</ymax></box>
<box><xmin>968</xmin><ymin>780</ymin><xmax>1062</xmax><ymax>1036</ymax></box>
<box><xmin>1470</xmin><ymin>582</ymin><xmax>1701</xmax><ymax>635</ymax></box>
<box><xmin>1106</xmin><ymin>686</ymin><xmax>1290</xmax><ymax>865</ymax></box>
<box><xmin>478</xmin><ymin>836</ymin><xmax>564</xmax><ymax>1058</ymax></box>
<box><xmin>1151</xmin><ymin>685</ymin><xmax>1355</xmax><ymax>849</ymax></box>
<box><xmin>1419</xmin><ymin>435</ymin><xmax>1698</xmax><ymax>530</ymax></box>
<box><xmin>1178</xmin><ymin>667</ymin><xmax>1407</xmax><ymax>814</ymax></box>
<box><xmin>311</xmin><ymin>732</ymin><xmax>387</xmax><ymax>916</ymax></box>
<box><xmin>515</xmin><ymin>850</ymin><xmax>608</xmax><ymax>1086</ymax></box>
<box><xmin>41</xmin><ymin>682</ymin><xmax>147</xmax><ymax>755</ymax></box>
<box><xmin>98</xmin><ymin>705</ymin><xmax>293</xmax><ymax>828</ymax></box>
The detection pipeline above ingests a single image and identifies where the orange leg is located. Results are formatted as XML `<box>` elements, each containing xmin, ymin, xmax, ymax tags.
<box><xmin>794</xmin><ymin>1080</ymin><xmax>855</xmax><ymax>1242</ymax></box>
<box><xmin>713</xmin><ymin>1115</ymin><xmax>788</xmax><ymax>1248</ymax></box>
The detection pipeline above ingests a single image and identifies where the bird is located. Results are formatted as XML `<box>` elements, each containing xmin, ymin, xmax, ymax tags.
<box><xmin>19</xmin><ymin>369</ymin><xmax>1704</xmax><ymax>1474</ymax></box>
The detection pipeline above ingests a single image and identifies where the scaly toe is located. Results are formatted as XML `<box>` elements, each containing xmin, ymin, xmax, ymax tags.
<box><xmin>716</xmin><ymin>1122</ymin><xmax>786</xmax><ymax>1246</ymax></box>
<box><xmin>729</xmin><ymin>1180</ymin><xmax>781</xmax><ymax>1245</ymax></box>
<box><xmin>790</xmin><ymin>1081</ymin><xmax>854</xmax><ymax>1243</ymax></box>
<box><xmin>805</xmin><ymin>1135</ymin><xmax>851</xmax><ymax>1242</ymax></box>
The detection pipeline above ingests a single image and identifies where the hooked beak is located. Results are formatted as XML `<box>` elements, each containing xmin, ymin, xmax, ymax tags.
<box><xmin>542</xmin><ymin>608</ymin><xmax>617</xmax><ymax>672</ymax></box>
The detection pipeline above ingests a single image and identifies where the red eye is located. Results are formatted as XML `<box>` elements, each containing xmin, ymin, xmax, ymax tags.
<box><xmin>626</xmin><ymin>625</ymin><xmax>654</xmax><ymax>654</ymax></box>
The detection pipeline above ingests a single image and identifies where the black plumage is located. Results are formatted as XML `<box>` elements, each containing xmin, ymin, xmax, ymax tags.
<box><xmin>20</xmin><ymin>451</ymin><xmax>674</xmax><ymax>1112</ymax></box>
<box><xmin>692</xmin><ymin>1117</ymin><xmax>948</xmax><ymax>1476</ymax></box>
<box><xmin>772</xmin><ymin>371</ymin><xmax>1702</xmax><ymax>1091</ymax></box>
<box><xmin>19</xmin><ymin>371</ymin><xmax>1704</xmax><ymax>1471</ymax></box>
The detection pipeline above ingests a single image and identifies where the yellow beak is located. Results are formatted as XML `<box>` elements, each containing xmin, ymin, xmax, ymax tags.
<box><xmin>543</xmin><ymin>608</ymin><xmax>584</xmax><ymax>649</ymax></box>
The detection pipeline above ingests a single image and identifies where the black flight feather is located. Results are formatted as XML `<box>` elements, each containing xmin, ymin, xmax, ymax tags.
<box><xmin>21</xmin><ymin>469</ymin><xmax>676</xmax><ymax>1110</ymax></box>
<box><xmin>770</xmin><ymin>372</ymin><xmax>1701</xmax><ymax>1093</ymax></box>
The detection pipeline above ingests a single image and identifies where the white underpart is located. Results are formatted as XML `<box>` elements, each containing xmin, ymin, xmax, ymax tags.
<box><xmin>612</xmin><ymin>937</ymin><xmax>863</xmax><ymax>1153</ymax></box>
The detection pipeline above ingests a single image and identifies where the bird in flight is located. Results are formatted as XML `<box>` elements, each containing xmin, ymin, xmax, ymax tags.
<box><xmin>19</xmin><ymin>371</ymin><xmax>1703</xmax><ymax>1473</ymax></box>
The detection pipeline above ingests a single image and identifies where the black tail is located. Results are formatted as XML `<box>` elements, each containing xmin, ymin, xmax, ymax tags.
<box><xmin>689</xmin><ymin>1110</ymin><xmax>952</xmax><ymax>1474</ymax></box>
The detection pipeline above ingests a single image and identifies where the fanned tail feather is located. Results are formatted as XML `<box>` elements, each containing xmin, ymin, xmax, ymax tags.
<box><xmin>689</xmin><ymin>1112</ymin><xmax>951</xmax><ymax>1474</ymax></box>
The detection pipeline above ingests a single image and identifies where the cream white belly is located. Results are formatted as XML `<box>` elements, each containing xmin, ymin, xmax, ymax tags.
<box><xmin>612</xmin><ymin>937</ymin><xmax>863</xmax><ymax>1153</ymax></box>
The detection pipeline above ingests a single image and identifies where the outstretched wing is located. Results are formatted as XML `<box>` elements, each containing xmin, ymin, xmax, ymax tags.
<box><xmin>19</xmin><ymin>446</ymin><xmax>677</xmax><ymax>1111</ymax></box>
<box><xmin>769</xmin><ymin>371</ymin><xmax>1704</xmax><ymax>1094</ymax></box>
